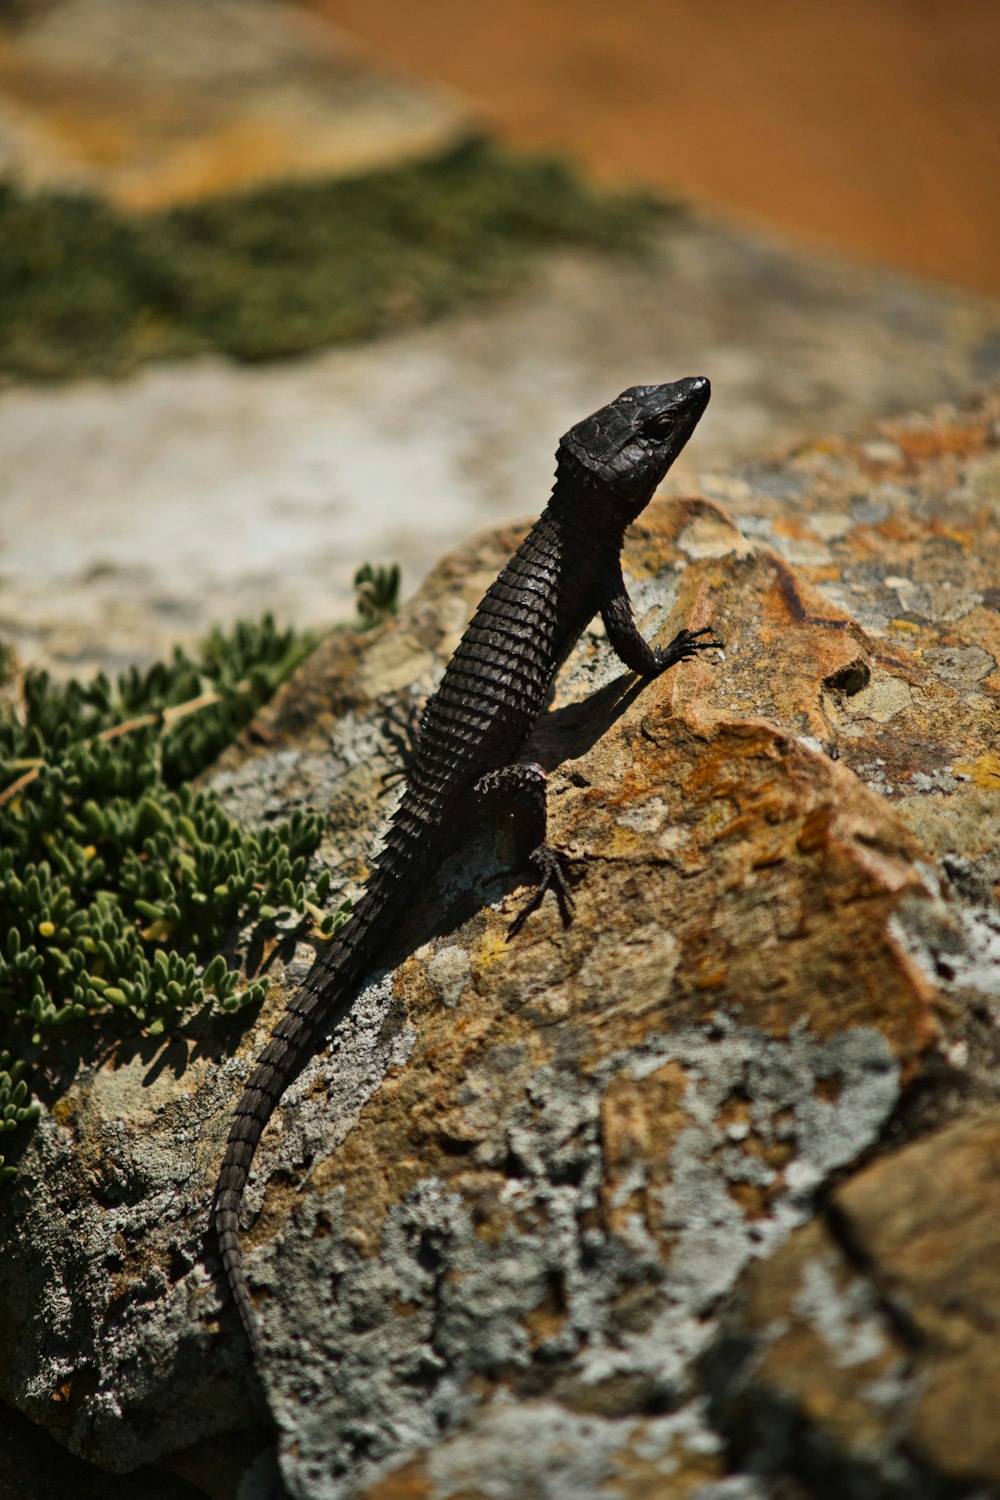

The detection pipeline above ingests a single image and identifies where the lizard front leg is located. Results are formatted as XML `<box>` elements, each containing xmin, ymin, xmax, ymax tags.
<box><xmin>600</xmin><ymin>561</ymin><xmax>721</xmax><ymax>677</ymax></box>
<box><xmin>471</xmin><ymin>763</ymin><xmax>575</xmax><ymax>937</ymax></box>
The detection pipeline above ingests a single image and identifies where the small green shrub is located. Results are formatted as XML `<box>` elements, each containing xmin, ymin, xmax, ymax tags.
<box><xmin>353</xmin><ymin>562</ymin><xmax>401</xmax><ymax>629</ymax></box>
<box><xmin>0</xmin><ymin>608</ymin><xmax>370</xmax><ymax>1180</ymax></box>
<box><xmin>0</xmin><ymin>138</ymin><xmax>670</xmax><ymax>379</ymax></box>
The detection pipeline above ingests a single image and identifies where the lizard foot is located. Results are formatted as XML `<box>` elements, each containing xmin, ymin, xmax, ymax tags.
<box><xmin>653</xmin><ymin>626</ymin><xmax>723</xmax><ymax>673</ymax></box>
<box><xmin>507</xmin><ymin>844</ymin><xmax>576</xmax><ymax>939</ymax></box>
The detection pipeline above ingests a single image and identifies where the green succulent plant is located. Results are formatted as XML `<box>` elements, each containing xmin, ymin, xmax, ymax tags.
<box><xmin>0</xmin><ymin>604</ymin><xmax>386</xmax><ymax>1181</ymax></box>
<box><xmin>353</xmin><ymin>562</ymin><xmax>401</xmax><ymax>629</ymax></box>
<box><xmin>0</xmin><ymin>1051</ymin><xmax>40</xmax><ymax>1184</ymax></box>
<box><xmin>0</xmin><ymin>138</ymin><xmax>669</xmax><ymax>379</ymax></box>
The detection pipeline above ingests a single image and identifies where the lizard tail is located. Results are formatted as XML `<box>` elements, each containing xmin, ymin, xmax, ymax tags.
<box><xmin>211</xmin><ymin>905</ymin><xmax>380</xmax><ymax>1356</ymax></box>
<box><xmin>210</xmin><ymin>844</ymin><xmax>427</xmax><ymax>1357</ymax></box>
<box><xmin>212</xmin><ymin>1012</ymin><xmax>317</xmax><ymax>1360</ymax></box>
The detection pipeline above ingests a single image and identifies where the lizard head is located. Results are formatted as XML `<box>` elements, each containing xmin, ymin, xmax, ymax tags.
<box><xmin>557</xmin><ymin>377</ymin><xmax>711</xmax><ymax>520</ymax></box>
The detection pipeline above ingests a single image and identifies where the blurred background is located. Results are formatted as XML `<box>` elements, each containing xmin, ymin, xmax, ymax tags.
<box><xmin>313</xmin><ymin>0</ymin><xmax>1000</xmax><ymax>294</ymax></box>
<box><xmin>1</xmin><ymin>0</ymin><xmax>998</xmax><ymax>675</ymax></box>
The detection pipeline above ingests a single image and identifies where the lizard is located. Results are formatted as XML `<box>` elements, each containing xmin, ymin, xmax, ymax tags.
<box><xmin>212</xmin><ymin>375</ymin><xmax>717</xmax><ymax>1360</ymax></box>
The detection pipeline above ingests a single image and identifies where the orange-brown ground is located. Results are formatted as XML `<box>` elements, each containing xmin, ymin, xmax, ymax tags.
<box><xmin>310</xmin><ymin>0</ymin><xmax>1000</xmax><ymax>295</ymax></box>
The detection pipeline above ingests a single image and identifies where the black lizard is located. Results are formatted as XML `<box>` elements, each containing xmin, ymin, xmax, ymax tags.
<box><xmin>212</xmin><ymin>376</ymin><xmax>716</xmax><ymax>1359</ymax></box>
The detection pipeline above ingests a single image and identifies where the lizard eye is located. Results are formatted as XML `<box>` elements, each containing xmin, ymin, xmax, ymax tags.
<box><xmin>646</xmin><ymin>408</ymin><xmax>676</xmax><ymax>436</ymax></box>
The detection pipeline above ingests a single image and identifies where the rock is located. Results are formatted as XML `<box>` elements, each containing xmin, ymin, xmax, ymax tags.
<box><xmin>0</xmin><ymin>393</ymin><xmax>998</xmax><ymax>1498</ymax></box>
<box><xmin>836</xmin><ymin>1111</ymin><xmax>1000</xmax><ymax>1489</ymax></box>
<box><xmin>706</xmin><ymin>1217</ymin><xmax>915</xmax><ymax>1495</ymax></box>
<box><xmin>0</xmin><ymin>0</ymin><xmax>464</xmax><ymax>209</ymax></box>
<box><xmin>711</xmin><ymin>1110</ymin><xmax>1000</xmax><ymax>1495</ymax></box>
<box><xmin>0</xmin><ymin>1396</ymin><xmax>200</xmax><ymax>1500</ymax></box>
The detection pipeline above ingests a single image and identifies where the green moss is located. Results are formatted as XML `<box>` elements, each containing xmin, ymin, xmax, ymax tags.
<box><xmin>0</xmin><ymin>590</ymin><xmax>407</xmax><ymax>1178</ymax></box>
<box><xmin>0</xmin><ymin>138</ymin><xmax>670</xmax><ymax>379</ymax></box>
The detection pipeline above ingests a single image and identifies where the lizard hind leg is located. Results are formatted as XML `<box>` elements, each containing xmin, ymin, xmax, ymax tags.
<box><xmin>470</xmin><ymin>763</ymin><xmax>577</xmax><ymax>938</ymax></box>
<box><xmin>507</xmin><ymin>842</ymin><xmax>575</xmax><ymax>939</ymax></box>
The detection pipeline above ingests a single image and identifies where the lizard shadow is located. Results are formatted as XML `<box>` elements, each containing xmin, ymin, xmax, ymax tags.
<box><xmin>383</xmin><ymin>667</ymin><xmax>651</xmax><ymax>953</ymax></box>
<box><xmin>525</xmin><ymin>667</ymin><xmax>649</xmax><ymax>770</ymax></box>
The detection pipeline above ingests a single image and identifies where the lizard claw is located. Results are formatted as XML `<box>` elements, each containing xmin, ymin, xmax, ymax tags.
<box><xmin>507</xmin><ymin>844</ymin><xmax>577</xmax><ymax>939</ymax></box>
<box><xmin>653</xmin><ymin>626</ymin><xmax>723</xmax><ymax>673</ymax></box>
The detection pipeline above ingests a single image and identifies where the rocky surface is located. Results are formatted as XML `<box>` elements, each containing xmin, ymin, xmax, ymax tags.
<box><xmin>713</xmin><ymin>1109</ymin><xmax>1000</xmax><ymax>1496</ymax></box>
<box><xmin>2</xmin><ymin>215</ymin><xmax>998</xmax><ymax>680</ymax></box>
<box><xmin>0</xmin><ymin>390</ymin><xmax>998</xmax><ymax>1498</ymax></box>
<box><xmin>0</xmin><ymin>0</ymin><xmax>464</xmax><ymax>208</ymax></box>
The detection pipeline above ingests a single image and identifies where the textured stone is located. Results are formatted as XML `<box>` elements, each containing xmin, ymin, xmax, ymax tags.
<box><xmin>1</xmin><ymin>396</ymin><xmax>998</xmax><ymax>1498</ymax></box>
<box><xmin>359</xmin><ymin>1398</ymin><xmax>744</xmax><ymax>1500</ymax></box>
<box><xmin>707</xmin><ymin>1217</ymin><xmax>916</xmax><ymax>1492</ymax></box>
<box><xmin>835</xmin><ymin>1110</ymin><xmax>1000</xmax><ymax>1488</ymax></box>
<box><xmin>712</xmin><ymin>1111</ymin><xmax>1000</xmax><ymax>1495</ymax></box>
<box><xmin>0</xmin><ymin>0</ymin><xmax>463</xmax><ymax>208</ymax></box>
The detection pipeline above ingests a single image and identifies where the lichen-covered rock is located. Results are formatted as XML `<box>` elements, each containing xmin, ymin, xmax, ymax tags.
<box><xmin>711</xmin><ymin>1109</ymin><xmax>1000</xmax><ymax>1495</ymax></box>
<box><xmin>1</xmin><ymin>393</ymin><xmax>998</xmax><ymax>1499</ymax></box>
<box><xmin>835</xmin><ymin>1110</ymin><xmax>1000</xmax><ymax>1489</ymax></box>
